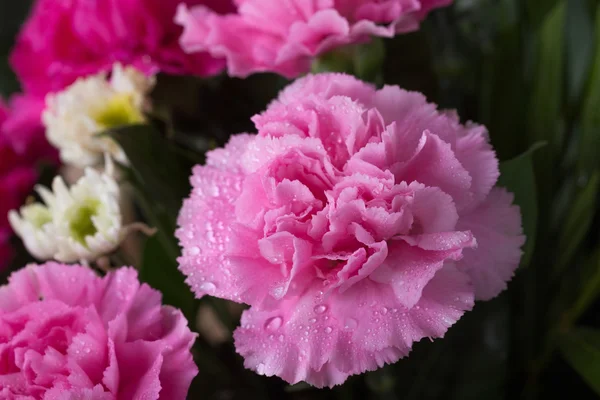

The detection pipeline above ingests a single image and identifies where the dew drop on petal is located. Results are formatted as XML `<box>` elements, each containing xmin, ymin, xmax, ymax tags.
<box><xmin>257</xmin><ymin>363</ymin><xmax>266</xmax><ymax>374</ymax></box>
<box><xmin>200</xmin><ymin>282</ymin><xmax>216</xmax><ymax>292</ymax></box>
<box><xmin>314</xmin><ymin>304</ymin><xmax>327</xmax><ymax>314</ymax></box>
<box><xmin>324</xmin><ymin>327</ymin><xmax>333</xmax><ymax>334</ymax></box>
<box><xmin>344</xmin><ymin>318</ymin><xmax>358</xmax><ymax>330</ymax></box>
<box><xmin>264</xmin><ymin>317</ymin><xmax>283</xmax><ymax>331</ymax></box>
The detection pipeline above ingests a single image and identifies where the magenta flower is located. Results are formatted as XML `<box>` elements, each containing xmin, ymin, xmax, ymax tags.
<box><xmin>1</xmin><ymin>94</ymin><xmax>58</xmax><ymax>163</ymax></box>
<box><xmin>10</xmin><ymin>0</ymin><xmax>234</xmax><ymax>96</ymax></box>
<box><xmin>0</xmin><ymin>95</ymin><xmax>58</xmax><ymax>269</ymax></box>
<box><xmin>0</xmin><ymin>263</ymin><xmax>197</xmax><ymax>398</ymax></box>
<box><xmin>177</xmin><ymin>74</ymin><xmax>524</xmax><ymax>387</ymax></box>
<box><xmin>176</xmin><ymin>0</ymin><xmax>452</xmax><ymax>78</ymax></box>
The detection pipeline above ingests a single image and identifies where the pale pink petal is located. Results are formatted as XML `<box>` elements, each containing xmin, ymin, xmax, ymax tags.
<box><xmin>454</xmin><ymin>125</ymin><xmax>499</xmax><ymax>210</ymax></box>
<box><xmin>177</xmin><ymin>73</ymin><xmax>523</xmax><ymax>387</ymax></box>
<box><xmin>455</xmin><ymin>188</ymin><xmax>525</xmax><ymax>300</ymax></box>
<box><xmin>0</xmin><ymin>264</ymin><xmax>196</xmax><ymax>398</ymax></box>
<box><xmin>177</xmin><ymin>1</ymin><xmax>452</xmax><ymax>78</ymax></box>
<box><xmin>234</xmin><ymin>264</ymin><xmax>474</xmax><ymax>388</ymax></box>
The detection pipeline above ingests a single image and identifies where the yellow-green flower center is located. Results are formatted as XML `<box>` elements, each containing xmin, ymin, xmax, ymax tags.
<box><xmin>94</xmin><ymin>94</ymin><xmax>144</xmax><ymax>129</ymax></box>
<box><xmin>23</xmin><ymin>204</ymin><xmax>52</xmax><ymax>229</ymax></box>
<box><xmin>69</xmin><ymin>199</ymin><xmax>101</xmax><ymax>245</ymax></box>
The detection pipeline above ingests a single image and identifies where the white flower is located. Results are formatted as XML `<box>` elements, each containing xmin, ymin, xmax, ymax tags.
<box><xmin>8</xmin><ymin>201</ymin><xmax>57</xmax><ymax>260</ymax></box>
<box><xmin>9</xmin><ymin>157</ymin><xmax>130</xmax><ymax>263</ymax></box>
<box><xmin>51</xmin><ymin>158</ymin><xmax>123</xmax><ymax>263</ymax></box>
<box><xmin>43</xmin><ymin>63</ymin><xmax>156</xmax><ymax>167</ymax></box>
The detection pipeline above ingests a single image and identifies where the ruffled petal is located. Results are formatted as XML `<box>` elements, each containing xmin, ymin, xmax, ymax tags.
<box><xmin>234</xmin><ymin>264</ymin><xmax>474</xmax><ymax>388</ymax></box>
<box><xmin>455</xmin><ymin>188</ymin><xmax>525</xmax><ymax>300</ymax></box>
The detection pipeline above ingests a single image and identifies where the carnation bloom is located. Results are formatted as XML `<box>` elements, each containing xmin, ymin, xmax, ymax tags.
<box><xmin>0</xmin><ymin>263</ymin><xmax>197</xmax><ymax>398</ymax></box>
<box><xmin>176</xmin><ymin>73</ymin><xmax>525</xmax><ymax>387</ymax></box>
<box><xmin>11</xmin><ymin>0</ymin><xmax>234</xmax><ymax>97</ymax></box>
<box><xmin>176</xmin><ymin>0</ymin><xmax>451</xmax><ymax>78</ymax></box>
<box><xmin>0</xmin><ymin>98</ymin><xmax>57</xmax><ymax>270</ymax></box>
<box><xmin>10</xmin><ymin>157</ymin><xmax>126</xmax><ymax>263</ymax></box>
<box><xmin>1</xmin><ymin>94</ymin><xmax>57</xmax><ymax>162</ymax></box>
<box><xmin>43</xmin><ymin>64</ymin><xmax>154</xmax><ymax>167</ymax></box>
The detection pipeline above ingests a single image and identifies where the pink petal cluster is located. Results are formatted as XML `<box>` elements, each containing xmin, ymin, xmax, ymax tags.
<box><xmin>0</xmin><ymin>97</ymin><xmax>57</xmax><ymax>270</ymax></box>
<box><xmin>177</xmin><ymin>73</ymin><xmax>524</xmax><ymax>387</ymax></box>
<box><xmin>11</xmin><ymin>0</ymin><xmax>235</xmax><ymax>96</ymax></box>
<box><xmin>176</xmin><ymin>0</ymin><xmax>452</xmax><ymax>78</ymax></box>
<box><xmin>0</xmin><ymin>263</ymin><xmax>197</xmax><ymax>399</ymax></box>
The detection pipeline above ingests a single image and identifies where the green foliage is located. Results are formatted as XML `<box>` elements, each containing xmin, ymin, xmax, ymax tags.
<box><xmin>109</xmin><ymin>125</ymin><xmax>195</xmax><ymax>318</ymax></box>
<box><xmin>560</xmin><ymin>327</ymin><xmax>600</xmax><ymax>395</ymax></box>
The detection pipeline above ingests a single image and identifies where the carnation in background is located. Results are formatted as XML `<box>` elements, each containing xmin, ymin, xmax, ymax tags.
<box><xmin>177</xmin><ymin>0</ymin><xmax>452</xmax><ymax>78</ymax></box>
<box><xmin>0</xmin><ymin>97</ymin><xmax>57</xmax><ymax>271</ymax></box>
<box><xmin>0</xmin><ymin>263</ymin><xmax>197</xmax><ymax>398</ymax></box>
<box><xmin>10</xmin><ymin>0</ymin><xmax>234</xmax><ymax>96</ymax></box>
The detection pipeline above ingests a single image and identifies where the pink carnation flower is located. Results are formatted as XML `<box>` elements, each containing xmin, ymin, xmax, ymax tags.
<box><xmin>11</xmin><ymin>0</ymin><xmax>234</xmax><ymax>96</ymax></box>
<box><xmin>0</xmin><ymin>95</ymin><xmax>58</xmax><ymax>269</ymax></box>
<box><xmin>1</xmin><ymin>94</ymin><xmax>58</xmax><ymax>162</ymax></box>
<box><xmin>177</xmin><ymin>73</ymin><xmax>524</xmax><ymax>387</ymax></box>
<box><xmin>0</xmin><ymin>263</ymin><xmax>197</xmax><ymax>398</ymax></box>
<box><xmin>176</xmin><ymin>0</ymin><xmax>452</xmax><ymax>78</ymax></box>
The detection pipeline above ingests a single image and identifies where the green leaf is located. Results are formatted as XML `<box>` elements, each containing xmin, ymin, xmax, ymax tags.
<box><xmin>497</xmin><ymin>142</ymin><xmax>545</xmax><ymax>267</ymax></box>
<box><xmin>108</xmin><ymin>124</ymin><xmax>197</xmax><ymax>316</ymax></box>
<box><xmin>577</xmin><ymin>4</ymin><xmax>600</xmax><ymax>175</ymax></box>
<box><xmin>560</xmin><ymin>327</ymin><xmax>600</xmax><ymax>395</ymax></box>
<box><xmin>353</xmin><ymin>38</ymin><xmax>386</xmax><ymax>84</ymax></box>
<box><xmin>554</xmin><ymin>172</ymin><xmax>600</xmax><ymax>276</ymax></box>
<box><xmin>109</xmin><ymin>124</ymin><xmax>193</xmax><ymax>221</ymax></box>
<box><xmin>526</xmin><ymin>0</ymin><xmax>561</xmax><ymax>27</ymax></box>
<box><xmin>528</xmin><ymin>0</ymin><xmax>566</xmax><ymax>155</ymax></box>
<box><xmin>566</xmin><ymin>0</ymin><xmax>595</xmax><ymax>105</ymax></box>
<box><xmin>480</xmin><ymin>4</ymin><xmax>527</xmax><ymax>160</ymax></box>
<box><xmin>568</xmin><ymin>249</ymin><xmax>600</xmax><ymax>325</ymax></box>
<box><xmin>140</xmin><ymin>235</ymin><xmax>194</xmax><ymax>320</ymax></box>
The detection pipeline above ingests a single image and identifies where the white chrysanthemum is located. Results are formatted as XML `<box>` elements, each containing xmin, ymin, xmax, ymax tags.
<box><xmin>9</xmin><ymin>157</ymin><xmax>132</xmax><ymax>263</ymax></box>
<box><xmin>51</xmin><ymin>159</ymin><xmax>123</xmax><ymax>263</ymax></box>
<box><xmin>43</xmin><ymin>63</ymin><xmax>156</xmax><ymax>167</ymax></box>
<box><xmin>8</xmin><ymin>201</ymin><xmax>57</xmax><ymax>260</ymax></box>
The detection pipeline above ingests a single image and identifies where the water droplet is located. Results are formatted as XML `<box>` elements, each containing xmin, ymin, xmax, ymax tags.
<box><xmin>381</xmin><ymin>307</ymin><xmax>388</xmax><ymax>315</ymax></box>
<box><xmin>264</xmin><ymin>317</ymin><xmax>283</xmax><ymax>331</ymax></box>
<box><xmin>308</xmin><ymin>318</ymin><xmax>317</xmax><ymax>324</ymax></box>
<box><xmin>324</xmin><ymin>327</ymin><xmax>333</xmax><ymax>334</ymax></box>
<box><xmin>344</xmin><ymin>318</ymin><xmax>358</xmax><ymax>330</ymax></box>
<box><xmin>200</xmin><ymin>282</ymin><xmax>216</xmax><ymax>292</ymax></box>
<box><xmin>189</xmin><ymin>246</ymin><xmax>200</xmax><ymax>256</ymax></box>
<box><xmin>278</xmin><ymin>335</ymin><xmax>284</xmax><ymax>342</ymax></box>
<box><xmin>314</xmin><ymin>305</ymin><xmax>327</xmax><ymax>314</ymax></box>
<box><xmin>269</xmin><ymin>335</ymin><xmax>275</xmax><ymax>340</ymax></box>
<box><xmin>257</xmin><ymin>363</ymin><xmax>266</xmax><ymax>374</ymax></box>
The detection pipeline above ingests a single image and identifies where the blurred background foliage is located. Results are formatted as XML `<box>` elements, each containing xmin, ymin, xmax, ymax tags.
<box><xmin>3</xmin><ymin>0</ymin><xmax>600</xmax><ymax>399</ymax></box>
